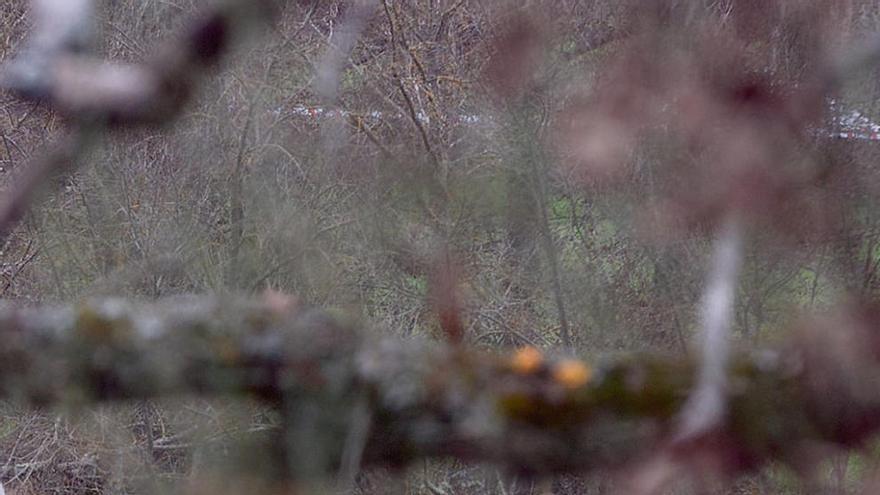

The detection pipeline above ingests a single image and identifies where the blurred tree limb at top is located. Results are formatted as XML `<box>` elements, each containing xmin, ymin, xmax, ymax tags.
<box><xmin>0</xmin><ymin>0</ymin><xmax>280</xmax><ymax>246</ymax></box>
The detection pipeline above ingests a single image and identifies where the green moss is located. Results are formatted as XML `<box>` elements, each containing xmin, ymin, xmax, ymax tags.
<box><xmin>590</xmin><ymin>354</ymin><xmax>693</xmax><ymax>419</ymax></box>
<box><xmin>405</xmin><ymin>274</ymin><xmax>427</xmax><ymax>294</ymax></box>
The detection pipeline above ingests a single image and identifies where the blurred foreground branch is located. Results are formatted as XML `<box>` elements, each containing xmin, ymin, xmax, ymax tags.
<box><xmin>0</xmin><ymin>297</ymin><xmax>879</xmax><ymax>481</ymax></box>
<box><xmin>0</xmin><ymin>0</ymin><xmax>280</xmax><ymax>245</ymax></box>
<box><xmin>676</xmin><ymin>214</ymin><xmax>743</xmax><ymax>441</ymax></box>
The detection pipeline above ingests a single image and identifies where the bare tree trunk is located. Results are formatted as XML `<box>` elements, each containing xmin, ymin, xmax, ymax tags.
<box><xmin>227</xmin><ymin>100</ymin><xmax>256</xmax><ymax>288</ymax></box>
<box><xmin>530</xmin><ymin>152</ymin><xmax>572</xmax><ymax>350</ymax></box>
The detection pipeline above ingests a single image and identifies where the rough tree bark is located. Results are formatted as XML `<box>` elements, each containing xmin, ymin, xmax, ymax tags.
<box><xmin>0</xmin><ymin>296</ymin><xmax>878</xmax><ymax>482</ymax></box>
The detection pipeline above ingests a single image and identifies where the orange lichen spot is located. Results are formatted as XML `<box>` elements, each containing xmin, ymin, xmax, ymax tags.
<box><xmin>509</xmin><ymin>346</ymin><xmax>543</xmax><ymax>374</ymax></box>
<box><xmin>553</xmin><ymin>359</ymin><xmax>593</xmax><ymax>389</ymax></box>
<box><xmin>75</xmin><ymin>307</ymin><xmax>131</xmax><ymax>343</ymax></box>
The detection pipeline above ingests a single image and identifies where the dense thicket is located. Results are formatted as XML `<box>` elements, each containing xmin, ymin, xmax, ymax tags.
<box><xmin>2</xmin><ymin>1</ymin><xmax>880</xmax><ymax>493</ymax></box>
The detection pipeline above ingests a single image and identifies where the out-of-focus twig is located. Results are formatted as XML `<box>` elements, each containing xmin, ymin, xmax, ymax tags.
<box><xmin>314</xmin><ymin>0</ymin><xmax>376</xmax><ymax>158</ymax></box>
<box><xmin>0</xmin><ymin>128</ymin><xmax>95</xmax><ymax>244</ymax></box>
<box><xmin>0</xmin><ymin>0</ymin><xmax>279</xmax><ymax>247</ymax></box>
<box><xmin>676</xmin><ymin>214</ymin><xmax>743</xmax><ymax>441</ymax></box>
<box><xmin>2</xmin><ymin>0</ymin><xmax>95</xmax><ymax>97</ymax></box>
<box><xmin>314</xmin><ymin>0</ymin><xmax>375</xmax><ymax>104</ymax></box>
<box><xmin>825</xmin><ymin>33</ymin><xmax>880</xmax><ymax>90</ymax></box>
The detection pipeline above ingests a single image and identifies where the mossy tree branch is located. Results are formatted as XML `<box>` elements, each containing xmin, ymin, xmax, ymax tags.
<box><xmin>0</xmin><ymin>297</ymin><xmax>879</xmax><ymax>481</ymax></box>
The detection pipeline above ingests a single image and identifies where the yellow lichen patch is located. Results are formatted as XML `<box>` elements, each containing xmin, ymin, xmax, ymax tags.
<box><xmin>75</xmin><ymin>307</ymin><xmax>131</xmax><ymax>343</ymax></box>
<box><xmin>213</xmin><ymin>335</ymin><xmax>241</xmax><ymax>365</ymax></box>
<box><xmin>553</xmin><ymin>359</ymin><xmax>593</xmax><ymax>389</ymax></box>
<box><xmin>509</xmin><ymin>346</ymin><xmax>543</xmax><ymax>374</ymax></box>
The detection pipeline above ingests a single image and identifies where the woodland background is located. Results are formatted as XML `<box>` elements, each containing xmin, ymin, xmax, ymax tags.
<box><xmin>1</xmin><ymin>0</ymin><xmax>880</xmax><ymax>493</ymax></box>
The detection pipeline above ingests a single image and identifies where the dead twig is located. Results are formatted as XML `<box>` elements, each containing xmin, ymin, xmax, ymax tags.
<box><xmin>675</xmin><ymin>214</ymin><xmax>744</xmax><ymax>442</ymax></box>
